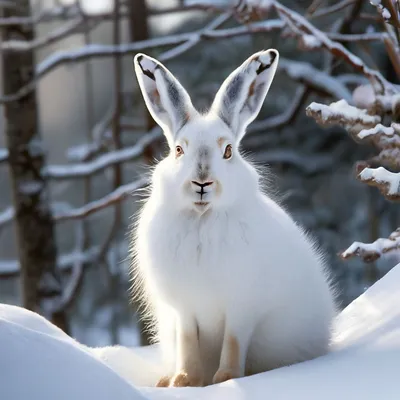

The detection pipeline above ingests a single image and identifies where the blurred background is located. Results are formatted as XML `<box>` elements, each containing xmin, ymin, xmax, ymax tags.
<box><xmin>0</xmin><ymin>0</ymin><xmax>399</xmax><ymax>347</ymax></box>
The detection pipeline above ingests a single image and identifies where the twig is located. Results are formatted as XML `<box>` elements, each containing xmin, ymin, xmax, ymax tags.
<box><xmin>0</xmin><ymin>201</ymin><xmax>75</xmax><ymax>229</ymax></box>
<box><xmin>48</xmin><ymin>222</ymin><xmax>86</xmax><ymax>313</ymax></box>
<box><xmin>327</xmin><ymin>32</ymin><xmax>388</xmax><ymax>42</ymax></box>
<box><xmin>310</xmin><ymin>0</ymin><xmax>356</xmax><ymax>19</ymax></box>
<box><xmin>247</xmin><ymin>86</ymin><xmax>309</xmax><ymax>134</ymax></box>
<box><xmin>0</xmin><ymin>3</ymin><xmax>228</xmax><ymax>26</ymax></box>
<box><xmin>341</xmin><ymin>228</ymin><xmax>400</xmax><ymax>262</ymax></box>
<box><xmin>279</xmin><ymin>58</ymin><xmax>353</xmax><ymax>101</ymax></box>
<box><xmin>0</xmin><ymin>244</ymin><xmax>100</xmax><ymax>278</ymax></box>
<box><xmin>55</xmin><ymin>178</ymin><xmax>147</xmax><ymax>221</ymax></box>
<box><xmin>306</xmin><ymin>100</ymin><xmax>381</xmax><ymax>134</ymax></box>
<box><xmin>358</xmin><ymin>166</ymin><xmax>400</xmax><ymax>201</ymax></box>
<box><xmin>0</xmin><ymin>19</ymin><xmax>284</xmax><ymax>104</ymax></box>
<box><xmin>272</xmin><ymin>0</ymin><xmax>395</xmax><ymax>94</ymax></box>
<box><xmin>44</xmin><ymin>127</ymin><xmax>162</xmax><ymax>179</ymax></box>
<box><xmin>0</xmin><ymin>17</ymin><xmax>88</xmax><ymax>52</ymax></box>
<box><xmin>0</xmin><ymin>5</ymin><xmax>79</xmax><ymax>26</ymax></box>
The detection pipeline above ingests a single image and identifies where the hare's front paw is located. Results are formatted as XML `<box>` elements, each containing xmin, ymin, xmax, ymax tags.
<box><xmin>212</xmin><ymin>368</ymin><xmax>241</xmax><ymax>384</ymax></box>
<box><xmin>156</xmin><ymin>375</ymin><xmax>171</xmax><ymax>387</ymax></box>
<box><xmin>170</xmin><ymin>371</ymin><xmax>204</xmax><ymax>387</ymax></box>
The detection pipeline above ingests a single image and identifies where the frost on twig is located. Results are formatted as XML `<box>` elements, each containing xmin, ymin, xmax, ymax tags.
<box><xmin>272</xmin><ymin>0</ymin><xmax>395</xmax><ymax>94</ymax></box>
<box><xmin>341</xmin><ymin>228</ymin><xmax>400</xmax><ymax>262</ymax></box>
<box><xmin>357</xmin><ymin>166</ymin><xmax>400</xmax><ymax>201</ymax></box>
<box><xmin>279</xmin><ymin>59</ymin><xmax>352</xmax><ymax>101</ymax></box>
<box><xmin>306</xmin><ymin>100</ymin><xmax>381</xmax><ymax>134</ymax></box>
<box><xmin>45</xmin><ymin>127</ymin><xmax>162</xmax><ymax>179</ymax></box>
<box><xmin>55</xmin><ymin>178</ymin><xmax>148</xmax><ymax>221</ymax></box>
<box><xmin>356</xmin><ymin>123</ymin><xmax>400</xmax><ymax>168</ymax></box>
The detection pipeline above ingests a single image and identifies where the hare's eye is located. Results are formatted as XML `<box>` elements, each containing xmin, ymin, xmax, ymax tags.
<box><xmin>175</xmin><ymin>145</ymin><xmax>184</xmax><ymax>158</ymax></box>
<box><xmin>223</xmin><ymin>144</ymin><xmax>232</xmax><ymax>160</ymax></box>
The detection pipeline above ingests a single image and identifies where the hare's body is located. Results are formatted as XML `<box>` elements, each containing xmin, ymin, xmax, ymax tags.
<box><xmin>136</xmin><ymin>184</ymin><xmax>335</xmax><ymax>384</ymax></box>
<box><xmin>131</xmin><ymin>50</ymin><xmax>336</xmax><ymax>387</ymax></box>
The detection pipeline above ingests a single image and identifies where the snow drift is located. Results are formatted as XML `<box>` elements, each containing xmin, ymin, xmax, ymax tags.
<box><xmin>2</xmin><ymin>265</ymin><xmax>400</xmax><ymax>400</ymax></box>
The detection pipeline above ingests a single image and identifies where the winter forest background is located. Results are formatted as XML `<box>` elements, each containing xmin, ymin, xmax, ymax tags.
<box><xmin>0</xmin><ymin>0</ymin><xmax>399</xmax><ymax>348</ymax></box>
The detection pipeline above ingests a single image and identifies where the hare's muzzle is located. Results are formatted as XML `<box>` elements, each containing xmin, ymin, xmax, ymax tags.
<box><xmin>191</xmin><ymin>180</ymin><xmax>213</xmax><ymax>199</ymax></box>
<box><xmin>190</xmin><ymin>180</ymin><xmax>213</xmax><ymax>213</ymax></box>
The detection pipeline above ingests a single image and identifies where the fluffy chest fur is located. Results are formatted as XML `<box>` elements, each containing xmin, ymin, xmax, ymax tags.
<box><xmin>135</xmin><ymin>194</ymin><xmax>309</xmax><ymax>318</ymax></box>
<box><xmin>137</xmin><ymin>201</ymin><xmax>255</xmax><ymax>310</ymax></box>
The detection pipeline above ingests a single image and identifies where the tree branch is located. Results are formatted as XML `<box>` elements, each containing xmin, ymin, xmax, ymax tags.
<box><xmin>44</xmin><ymin>127</ymin><xmax>162</xmax><ymax>179</ymax></box>
<box><xmin>0</xmin><ymin>19</ymin><xmax>284</xmax><ymax>103</ymax></box>
<box><xmin>55</xmin><ymin>177</ymin><xmax>147</xmax><ymax>221</ymax></box>
<box><xmin>341</xmin><ymin>228</ymin><xmax>400</xmax><ymax>262</ymax></box>
<box><xmin>358</xmin><ymin>166</ymin><xmax>400</xmax><ymax>201</ymax></box>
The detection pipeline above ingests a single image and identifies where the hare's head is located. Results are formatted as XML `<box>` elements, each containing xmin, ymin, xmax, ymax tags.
<box><xmin>134</xmin><ymin>49</ymin><xmax>279</xmax><ymax>214</ymax></box>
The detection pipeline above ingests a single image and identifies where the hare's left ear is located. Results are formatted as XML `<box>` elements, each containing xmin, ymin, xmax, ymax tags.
<box><xmin>210</xmin><ymin>49</ymin><xmax>279</xmax><ymax>142</ymax></box>
<box><xmin>133</xmin><ymin>53</ymin><xmax>197</xmax><ymax>147</ymax></box>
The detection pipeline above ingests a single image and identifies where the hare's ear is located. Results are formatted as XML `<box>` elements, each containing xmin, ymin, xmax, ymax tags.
<box><xmin>210</xmin><ymin>49</ymin><xmax>279</xmax><ymax>142</ymax></box>
<box><xmin>133</xmin><ymin>53</ymin><xmax>197</xmax><ymax>145</ymax></box>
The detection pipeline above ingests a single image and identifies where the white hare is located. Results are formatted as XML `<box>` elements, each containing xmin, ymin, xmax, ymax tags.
<box><xmin>131</xmin><ymin>49</ymin><xmax>337</xmax><ymax>387</ymax></box>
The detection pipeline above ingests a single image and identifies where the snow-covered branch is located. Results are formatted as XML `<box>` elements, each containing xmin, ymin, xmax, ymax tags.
<box><xmin>45</xmin><ymin>128</ymin><xmax>162</xmax><ymax>179</ymax></box>
<box><xmin>279</xmin><ymin>59</ymin><xmax>352</xmax><ymax>102</ymax></box>
<box><xmin>310</xmin><ymin>0</ymin><xmax>357</xmax><ymax>19</ymax></box>
<box><xmin>0</xmin><ymin>244</ymin><xmax>100</xmax><ymax>278</ymax></box>
<box><xmin>0</xmin><ymin>202</ymin><xmax>75</xmax><ymax>229</ymax></box>
<box><xmin>0</xmin><ymin>19</ymin><xmax>284</xmax><ymax>104</ymax></box>
<box><xmin>0</xmin><ymin>2</ymin><xmax>226</xmax><ymax>27</ymax></box>
<box><xmin>306</xmin><ymin>100</ymin><xmax>381</xmax><ymax>134</ymax></box>
<box><xmin>55</xmin><ymin>178</ymin><xmax>147</xmax><ymax>221</ymax></box>
<box><xmin>248</xmin><ymin>86</ymin><xmax>309</xmax><ymax>134</ymax></box>
<box><xmin>370</xmin><ymin>0</ymin><xmax>400</xmax><ymax>28</ymax></box>
<box><xmin>0</xmin><ymin>17</ymin><xmax>87</xmax><ymax>52</ymax></box>
<box><xmin>342</xmin><ymin>228</ymin><xmax>400</xmax><ymax>262</ymax></box>
<box><xmin>358</xmin><ymin>166</ymin><xmax>400</xmax><ymax>201</ymax></box>
<box><xmin>272</xmin><ymin>0</ymin><xmax>395</xmax><ymax>94</ymax></box>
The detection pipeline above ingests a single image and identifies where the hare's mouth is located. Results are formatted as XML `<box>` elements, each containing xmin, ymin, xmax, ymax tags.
<box><xmin>193</xmin><ymin>201</ymin><xmax>210</xmax><ymax>213</ymax></box>
<box><xmin>194</xmin><ymin>201</ymin><xmax>209</xmax><ymax>207</ymax></box>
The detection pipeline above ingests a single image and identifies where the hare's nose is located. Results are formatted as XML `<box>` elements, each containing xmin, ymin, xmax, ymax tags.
<box><xmin>191</xmin><ymin>181</ymin><xmax>214</xmax><ymax>188</ymax></box>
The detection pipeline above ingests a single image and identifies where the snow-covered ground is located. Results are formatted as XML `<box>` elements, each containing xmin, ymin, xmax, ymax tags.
<box><xmin>2</xmin><ymin>264</ymin><xmax>400</xmax><ymax>399</ymax></box>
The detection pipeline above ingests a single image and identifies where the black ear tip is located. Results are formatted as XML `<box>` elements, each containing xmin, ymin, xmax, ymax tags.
<box><xmin>134</xmin><ymin>54</ymin><xmax>144</xmax><ymax>65</ymax></box>
<box><xmin>269</xmin><ymin>50</ymin><xmax>277</xmax><ymax>63</ymax></box>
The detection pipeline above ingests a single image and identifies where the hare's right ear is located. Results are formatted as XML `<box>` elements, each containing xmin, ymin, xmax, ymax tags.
<box><xmin>210</xmin><ymin>49</ymin><xmax>279</xmax><ymax>142</ymax></box>
<box><xmin>134</xmin><ymin>53</ymin><xmax>197</xmax><ymax>146</ymax></box>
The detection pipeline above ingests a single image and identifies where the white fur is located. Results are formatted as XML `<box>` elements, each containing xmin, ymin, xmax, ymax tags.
<box><xmin>130</xmin><ymin>50</ymin><xmax>337</xmax><ymax>386</ymax></box>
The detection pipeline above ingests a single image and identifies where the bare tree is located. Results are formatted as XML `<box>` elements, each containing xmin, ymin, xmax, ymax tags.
<box><xmin>0</xmin><ymin>0</ymin><xmax>67</xmax><ymax>331</ymax></box>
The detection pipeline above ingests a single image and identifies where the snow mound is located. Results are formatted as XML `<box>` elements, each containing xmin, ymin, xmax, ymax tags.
<box><xmin>2</xmin><ymin>265</ymin><xmax>400</xmax><ymax>399</ymax></box>
<box><xmin>0</xmin><ymin>305</ymin><xmax>146</xmax><ymax>400</ymax></box>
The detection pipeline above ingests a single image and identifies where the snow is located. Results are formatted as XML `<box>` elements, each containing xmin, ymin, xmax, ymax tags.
<box><xmin>280</xmin><ymin>60</ymin><xmax>352</xmax><ymax>102</ymax></box>
<box><xmin>45</xmin><ymin>128</ymin><xmax>162</xmax><ymax>179</ymax></box>
<box><xmin>310</xmin><ymin>100</ymin><xmax>378</xmax><ymax>123</ymax></box>
<box><xmin>342</xmin><ymin>233</ymin><xmax>400</xmax><ymax>261</ymax></box>
<box><xmin>307</xmin><ymin>100</ymin><xmax>381</xmax><ymax>132</ymax></box>
<box><xmin>352</xmin><ymin>84</ymin><xmax>375</xmax><ymax>109</ymax></box>
<box><xmin>18</xmin><ymin>181</ymin><xmax>44</xmax><ymax>195</ymax></box>
<box><xmin>0</xmin><ymin>245</ymin><xmax>99</xmax><ymax>277</ymax></box>
<box><xmin>360</xmin><ymin>167</ymin><xmax>400</xmax><ymax>196</ymax></box>
<box><xmin>358</xmin><ymin>123</ymin><xmax>395</xmax><ymax>139</ymax></box>
<box><xmin>0</xmin><ymin>148</ymin><xmax>8</xmax><ymax>162</ymax></box>
<box><xmin>0</xmin><ymin>305</ymin><xmax>146</xmax><ymax>400</ymax></box>
<box><xmin>382</xmin><ymin>8</ymin><xmax>391</xmax><ymax>19</ymax></box>
<box><xmin>301</xmin><ymin>34</ymin><xmax>321</xmax><ymax>49</ymax></box>
<box><xmin>3</xmin><ymin>264</ymin><xmax>400</xmax><ymax>399</ymax></box>
<box><xmin>59</xmin><ymin>0</ymin><xmax>114</xmax><ymax>15</ymax></box>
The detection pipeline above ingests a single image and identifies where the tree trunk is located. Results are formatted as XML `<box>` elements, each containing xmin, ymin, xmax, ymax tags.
<box><xmin>128</xmin><ymin>0</ymin><xmax>150</xmax><ymax>42</ymax></box>
<box><xmin>0</xmin><ymin>1</ymin><xmax>67</xmax><ymax>331</ymax></box>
